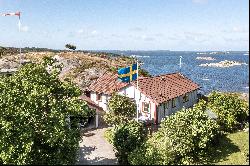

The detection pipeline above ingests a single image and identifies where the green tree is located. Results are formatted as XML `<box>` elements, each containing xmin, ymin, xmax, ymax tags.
<box><xmin>0</xmin><ymin>59</ymin><xmax>94</xmax><ymax>164</ymax></box>
<box><xmin>208</xmin><ymin>91</ymin><xmax>249</xmax><ymax>132</ymax></box>
<box><xmin>65</xmin><ymin>44</ymin><xmax>76</xmax><ymax>51</ymax></box>
<box><xmin>129</xmin><ymin>101</ymin><xmax>220</xmax><ymax>165</ymax></box>
<box><xmin>104</xmin><ymin>93</ymin><xmax>136</xmax><ymax>126</ymax></box>
<box><xmin>112</xmin><ymin>120</ymin><xmax>146</xmax><ymax>165</ymax></box>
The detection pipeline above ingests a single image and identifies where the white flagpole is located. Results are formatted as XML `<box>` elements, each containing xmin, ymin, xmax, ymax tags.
<box><xmin>136</xmin><ymin>60</ymin><xmax>139</xmax><ymax>122</ymax></box>
<box><xmin>179</xmin><ymin>56</ymin><xmax>182</xmax><ymax>73</ymax></box>
<box><xmin>18</xmin><ymin>15</ymin><xmax>22</xmax><ymax>65</ymax></box>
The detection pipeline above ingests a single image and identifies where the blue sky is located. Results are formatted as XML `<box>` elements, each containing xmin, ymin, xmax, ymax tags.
<box><xmin>0</xmin><ymin>0</ymin><xmax>249</xmax><ymax>51</ymax></box>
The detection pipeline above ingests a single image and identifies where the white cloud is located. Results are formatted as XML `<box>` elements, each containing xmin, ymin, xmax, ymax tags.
<box><xmin>222</xmin><ymin>26</ymin><xmax>249</xmax><ymax>33</ymax></box>
<box><xmin>77</xmin><ymin>29</ymin><xmax>84</xmax><ymax>34</ymax></box>
<box><xmin>129</xmin><ymin>27</ymin><xmax>144</xmax><ymax>32</ymax></box>
<box><xmin>192</xmin><ymin>0</ymin><xmax>208</xmax><ymax>4</ymax></box>
<box><xmin>91</xmin><ymin>30</ymin><xmax>98</xmax><ymax>35</ymax></box>
<box><xmin>20</xmin><ymin>25</ymin><xmax>29</xmax><ymax>32</ymax></box>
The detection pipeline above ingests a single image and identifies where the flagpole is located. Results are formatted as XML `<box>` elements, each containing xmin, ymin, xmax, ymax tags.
<box><xmin>18</xmin><ymin>14</ymin><xmax>22</xmax><ymax>65</ymax></box>
<box><xmin>136</xmin><ymin>59</ymin><xmax>139</xmax><ymax>122</ymax></box>
<box><xmin>179</xmin><ymin>56</ymin><xmax>182</xmax><ymax>73</ymax></box>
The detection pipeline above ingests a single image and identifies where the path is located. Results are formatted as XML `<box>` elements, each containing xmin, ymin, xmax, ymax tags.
<box><xmin>77</xmin><ymin>127</ymin><xmax>118</xmax><ymax>165</ymax></box>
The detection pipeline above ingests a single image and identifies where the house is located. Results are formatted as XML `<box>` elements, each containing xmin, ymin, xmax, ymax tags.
<box><xmin>79</xmin><ymin>95</ymin><xmax>105</xmax><ymax>128</ymax></box>
<box><xmin>87</xmin><ymin>72</ymin><xmax>200</xmax><ymax>124</ymax></box>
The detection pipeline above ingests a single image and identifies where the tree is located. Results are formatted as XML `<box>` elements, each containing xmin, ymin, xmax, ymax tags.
<box><xmin>65</xmin><ymin>44</ymin><xmax>76</xmax><ymax>51</ymax></box>
<box><xmin>103</xmin><ymin>93</ymin><xmax>136</xmax><ymax>126</ymax></box>
<box><xmin>129</xmin><ymin>101</ymin><xmax>220</xmax><ymax>165</ymax></box>
<box><xmin>208</xmin><ymin>91</ymin><xmax>249</xmax><ymax>132</ymax></box>
<box><xmin>112</xmin><ymin>120</ymin><xmax>146</xmax><ymax>165</ymax></box>
<box><xmin>0</xmin><ymin>58</ymin><xmax>94</xmax><ymax>164</ymax></box>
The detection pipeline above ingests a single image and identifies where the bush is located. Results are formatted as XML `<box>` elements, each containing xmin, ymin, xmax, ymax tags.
<box><xmin>104</xmin><ymin>128</ymin><xmax>115</xmax><ymax>145</ymax></box>
<box><xmin>208</xmin><ymin>91</ymin><xmax>249</xmax><ymax>132</ymax></box>
<box><xmin>128</xmin><ymin>132</ymin><xmax>176</xmax><ymax>165</ymax></box>
<box><xmin>112</xmin><ymin>120</ymin><xmax>146</xmax><ymax>165</ymax></box>
<box><xmin>0</xmin><ymin>61</ymin><xmax>94</xmax><ymax>164</ymax></box>
<box><xmin>156</xmin><ymin>102</ymin><xmax>219</xmax><ymax>164</ymax></box>
<box><xmin>104</xmin><ymin>93</ymin><xmax>136</xmax><ymax>126</ymax></box>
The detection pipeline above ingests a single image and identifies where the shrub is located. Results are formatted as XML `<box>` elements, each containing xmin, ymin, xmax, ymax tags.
<box><xmin>128</xmin><ymin>132</ymin><xmax>176</xmax><ymax>165</ymax></box>
<box><xmin>112</xmin><ymin>120</ymin><xmax>146</xmax><ymax>165</ymax></box>
<box><xmin>104</xmin><ymin>93</ymin><xmax>136</xmax><ymax>126</ymax></box>
<box><xmin>104</xmin><ymin>128</ymin><xmax>115</xmax><ymax>145</ymax></box>
<box><xmin>208</xmin><ymin>91</ymin><xmax>249</xmax><ymax>132</ymax></box>
<box><xmin>0</xmin><ymin>60</ymin><xmax>94</xmax><ymax>164</ymax></box>
<box><xmin>157</xmin><ymin>102</ymin><xmax>220</xmax><ymax>164</ymax></box>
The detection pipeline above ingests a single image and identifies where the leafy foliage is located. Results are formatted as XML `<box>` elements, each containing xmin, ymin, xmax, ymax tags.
<box><xmin>128</xmin><ymin>132</ymin><xmax>176</xmax><ymax>165</ymax></box>
<box><xmin>104</xmin><ymin>93</ymin><xmax>136</xmax><ymax>126</ymax></box>
<box><xmin>112</xmin><ymin>120</ymin><xmax>147</xmax><ymax>165</ymax></box>
<box><xmin>129</xmin><ymin>101</ymin><xmax>220</xmax><ymax>165</ymax></box>
<box><xmin>208</xmin><ymin>91</ymin><xmax>249</xmax><ymax>132</ymax></box>
<box><xmin>0</xmin><ymin>60</ymin><xmax>94</xmax><ymax>164</ymax></box>
<box><xmin>65</xmin><ymin>44</ymin><xmax>76</xmax><ymax>51</ymax></box>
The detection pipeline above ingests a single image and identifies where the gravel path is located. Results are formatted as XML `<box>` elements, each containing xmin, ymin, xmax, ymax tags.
<box><xmin>77</xmin><ymin>127</ymin><xmax>118</xmax><ymax>165</ymax></box>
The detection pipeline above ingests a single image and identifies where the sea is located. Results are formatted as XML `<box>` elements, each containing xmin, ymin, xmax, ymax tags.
<box><xmin>105</xmin><ymin>50</ymin><xmax>249</xmax><ymax>95</ymax></box>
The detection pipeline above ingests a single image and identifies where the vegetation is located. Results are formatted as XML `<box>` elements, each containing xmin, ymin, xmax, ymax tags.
<box><xmin>111</xmin><ymin>120</ymin><xmax>147</xmax><ymax>165</ymax></box>
<box><xmin>128</xmin><ymin>101</ymin><xmax>220</xmax><ymax>165</ymax></box>
<box><xmin>0</xmin><ymin>58</ymin><xmax>94</xmax><ymax>164</ymax></box>
<box><xmin>208</xmin><ymin>91</ymin><xmax>249</xmax><ymax>132</ymax></box>
<box><xmin>65</xmin><ymin>44</ymin><xmax>76</xmax><ymax>51</ymax></box>
<box><xmin>205</xmin><ymin>131</ymin><xmax>249</xmax><ymax>165</ymax></box>
<box><xmin>104</xmin><ymin>93</ymin><xmax>136</xmax><ymax>126</ymax></box>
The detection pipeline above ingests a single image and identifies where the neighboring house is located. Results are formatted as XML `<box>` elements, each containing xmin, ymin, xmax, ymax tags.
<box><xmin>79</xmin><ymin>95</ymin><xmax>105</xmax><ymax>128</ymax></box>
<box><xmin>87</xmin><ymin>72</ymin><xmax>200</xmax><ymax>124</ymax></box>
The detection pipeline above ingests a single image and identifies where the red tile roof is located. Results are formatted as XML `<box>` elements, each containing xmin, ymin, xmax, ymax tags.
<box><xmin>88</xmin><ymin>72</ymin><xmax>199</xmax><ymax>105</ymax></box>
<box><xmin>88</xmin><ymin>72</ymin><xmax>129</xmax><ymax>95</ymax></box>
<box><xmin>131</xmin><ymin>73</ymin><xmax>199</xmax><ymax>104</ymax></box>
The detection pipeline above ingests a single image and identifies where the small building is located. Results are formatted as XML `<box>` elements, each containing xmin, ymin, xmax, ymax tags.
<box><xmin>79</xmin><ymin>95</ymin><xmax>105</xmax><ymax>128</ymax></box>
<box><xmin>87</xmin><ymin>72</ymin><xmax>200</xmax><ymax>124</ymax></box>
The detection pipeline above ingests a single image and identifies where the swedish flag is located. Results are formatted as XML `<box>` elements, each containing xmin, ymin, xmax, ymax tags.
<box><xmin>118</xmin><ymin>63</ymin><xmax>138</xmax><ymax>83</ymax></box>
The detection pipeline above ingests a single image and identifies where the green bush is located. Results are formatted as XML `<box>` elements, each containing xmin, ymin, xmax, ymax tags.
<box><xmin>0</xmin><ymin>60</ymin><xmax>94</xmax><ymax>164</ymax></box>
<box><xmin>128</xmin><ymin>132</ymin><xmax>176</xmax><ymax>165</ymax></box>
<box><xmin>104</xmin><ymin>128</ymin><xmax>115</xmax><ymax>145</ymax></box>
<box><xmin>112</xmin><ymin>120</ymin><xmax>146</xmax><ymax>165</ymax></box>
<box><xmin>208</xmin><ymin>91</ymin><xmax>249</xmax><ymax>132</ymax></box>
<box><xmin>130</xmin><ymin>101</ymin><xmax>220</xmax><ymax>165</ymax></box>
<box><xmin>104</xmin><ymin>93</ymin><xmax>136</xmax><ymax>126</ymax></box>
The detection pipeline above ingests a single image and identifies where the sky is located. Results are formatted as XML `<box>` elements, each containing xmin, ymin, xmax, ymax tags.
<box><xmin>0</xmin><ymin>0</ymin><xmax>249</xmax><ymax>51</ymax></box>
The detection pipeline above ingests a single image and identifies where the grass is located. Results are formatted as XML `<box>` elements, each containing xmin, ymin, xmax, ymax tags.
<box><xmin>206</xmin><ymin>131</ymin><xmax>249</xmax><ymax>165</ymax></box>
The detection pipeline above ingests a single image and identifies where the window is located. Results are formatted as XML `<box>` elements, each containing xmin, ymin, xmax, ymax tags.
<box><xmin>172</xmin><ymin>98</ymin><xmax>176</xmax><ymax>108</ymax></box>
<box><xmin>96</xmin><ymin>93</ymin><xmax>101</xmax><ymax>101</ymax></box>
<box><xmin>142</xmin><ymin>102</ymin><xmax>150</xmax><ymax>113</ymax></box>
<box><xmin>183</xmin><ymin>93</ymin><xmax>189</xmax><ymax>103</ymax></box>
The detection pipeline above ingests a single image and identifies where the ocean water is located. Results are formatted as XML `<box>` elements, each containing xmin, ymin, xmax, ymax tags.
<box><xmin>107</xmin><ymin>51</ymin><xmax>249</xmax><ymax>95</ymax></box>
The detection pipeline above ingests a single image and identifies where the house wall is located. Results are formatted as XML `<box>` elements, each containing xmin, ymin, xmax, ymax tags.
<box><xmin>90</xmin><ymin>92</ymin><xmax>110</xmax><ymax>112</ymax></box>
<box><xmin>157</xmin><ymin>90</ymin><xmax>198</xmax><ymax>123</ymax></box>
<box><xmin>90</xmin><ymin>86</ymin><xmax>198</xmax><ymax>124</ymax></box>
<box><xmin>118</xmin><ymin>85</ymin><xmax>156</xmax><ymax>121</ymax></box>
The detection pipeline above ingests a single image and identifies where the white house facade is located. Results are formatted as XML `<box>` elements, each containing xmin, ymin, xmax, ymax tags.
<box><xmin>88</xmin><ymin>72</ymin><xmax>200</xmax><ymax>124</ymax></box>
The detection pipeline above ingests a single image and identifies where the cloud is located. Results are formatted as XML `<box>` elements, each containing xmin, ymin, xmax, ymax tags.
<box><xmin>77</xmin><ymin>29</ymin><xmax>84</xmax><ymax>34</ymax></box>
<box><xmin>75</xmin><ymin>29</ymin><xmax>99</xmax><ymax>38</ymax></box>
<box><xmin>192</xmin><ymin>0</ymin><xmax>208</xmax><ymax>4</ymax></box>
<box><xmin>223</xmin><ymin>37</ymin><xmax>249</xmax><ymax>42</ymax></box>
<box><xmin>91</xmin><ymin>30</ymin><xmax>98</xmax><ymax>35</ymax></box>
<box><xmin>141</xmin><ymin>35</ymin><xmax>155</xmax><ymax>41</ymax></box>
<box><xmin>182</xmin><ymin>31</ymin><xmax>211</xmax><ymax>43</ymax></box>
<box><xmin>20</xmin><ymin>25</ymin><xmax>29</xmax><ymax>32</ymax></box>
<box><xmin>222</xmin><ymin>26</ymin><xmax>249</xmax><ymax>33</ymax></box>
<box><xmin>129</xmin><ymin>27</ymin><xmax>144</xmax><ymax>32</ymax></box>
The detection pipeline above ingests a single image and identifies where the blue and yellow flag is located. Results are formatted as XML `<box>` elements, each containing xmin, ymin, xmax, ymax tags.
<box><xmin>118</xmin><ymin>63</ymin><xmax>138</xmax><ymax>83</ymax></box>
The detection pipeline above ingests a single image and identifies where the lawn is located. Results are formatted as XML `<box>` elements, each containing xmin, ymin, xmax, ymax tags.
<box><xmin>207</xmin><ymin>131</ymin><xmax>249</xmax><ymax>165</ymax></box>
